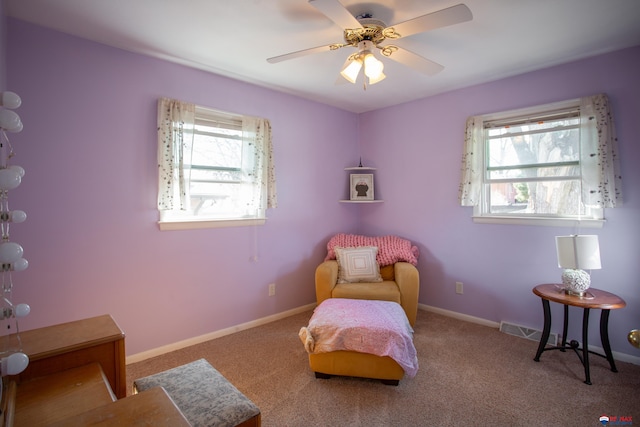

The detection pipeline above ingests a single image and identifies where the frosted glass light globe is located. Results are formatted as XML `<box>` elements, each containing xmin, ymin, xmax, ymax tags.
<box><xmin>0</xmin><ymin>242</ymin><xmax>24</xmax><ymax>263</ymax></box>
<box><xmin>1</xmin><ymin>352</ymin><xmax>29</xmax><ymax>376</ymax></box>
<box><xmin>8</xmin><ymin>165</ymin><xmax>25</xmax><ymax>178</ymax></box>
<box><xmin>0</xmin><ymin>168</ymin><xmax>22</xmax><ymax>190</ymax></box>
<box><xmin>12</xmin><ymin>258</ymin><xmax>28</xmax><ymax>271</ymax></box>
<box><xmin>15</xmin><ymin>303</ymin><xmax>30</xmax><ymax>317</ymax></box>
<box><xmin>0</xmin><ymin>109</ymin><xmax>22</xmax><ymax>132</ymax></box>
<box><xmin>10</xmin><ymin>210</ymin><xmax>27</xmax><ymax>223</ymax></box>
<box><xmin>1</xmin><ymin>92</ymin><xmax>22</xmax><ymax>109</ymax></box>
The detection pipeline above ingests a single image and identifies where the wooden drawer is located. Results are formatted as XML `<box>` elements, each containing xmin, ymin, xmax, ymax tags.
<box><xmin>10</xmin><ymin>314</ymin><xmax>126</xmax><ymax>398</ymax></box>
<box><xmin>14</xmin><ymin>363</ymin><xmax>116</xmax><ymax>427</ymax></box>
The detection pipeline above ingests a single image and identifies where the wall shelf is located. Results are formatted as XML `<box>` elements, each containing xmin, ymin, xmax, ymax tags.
<box><xmin>342</xmin><ymin>164</ymin><xmax>382</xmax><ymax>203</ymax></box>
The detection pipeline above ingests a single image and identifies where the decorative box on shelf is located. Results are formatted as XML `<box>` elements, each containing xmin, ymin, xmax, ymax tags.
<box><xmin>339</xmin><ymin>165</ymin><xmax>383</xmax><ymax>203</ymax></box>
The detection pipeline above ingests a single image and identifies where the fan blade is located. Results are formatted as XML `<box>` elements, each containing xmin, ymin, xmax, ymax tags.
<box><xmin>308</xmin><ymin>0</ymin><xmax>363</xmax><ymax>30</ymax></box>
<box><xmin>267</xmin><ymin>44</ymin><xmax>339</xmax><ymax>63</ymax></box>
<box><xmin>390</xmin><ymin>4</ymin><xmax>472</xmax><ymax>39</ymax></box>
<box><xmin>385</xmin><ymin>47</ymin><xmax>444</xmax><ymax>76</ymax></box>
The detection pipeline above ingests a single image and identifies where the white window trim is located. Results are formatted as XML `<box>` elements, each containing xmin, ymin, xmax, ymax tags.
<box><xmin>158</xmin><ymin>218</ymin><xmax>266</xmax><ymax>231</ymax></box>
<box><xmin>466</xmin><ymin>98</ymin><xmax>607</xmax><ymax>227</ymax></box>
<box><xmin>471</xmin><ymin>210</ymin><xmax>605</xmax><ymax>228</ymax></box>
<box><xmin>480</xmin><ymin>98</ymin><xmax>579</xmax><ymax>125</ymax></box>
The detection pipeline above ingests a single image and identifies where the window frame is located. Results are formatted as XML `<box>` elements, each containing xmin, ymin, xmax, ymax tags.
<box><xmin>471</xmin><ymin>99</ymin><xmax>605</xmax><ymax>228</ymax></box>
<box><xmin>157</xmin><ymin>104</ymin><xmax>271</xmax><ymax>231</ymax></box>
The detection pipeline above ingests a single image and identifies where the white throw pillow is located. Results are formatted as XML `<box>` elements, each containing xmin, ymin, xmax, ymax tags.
<box><xmin>335</xmin><ymin>246</ymin><xmax>383</xmax><ymax>284</ymax></box>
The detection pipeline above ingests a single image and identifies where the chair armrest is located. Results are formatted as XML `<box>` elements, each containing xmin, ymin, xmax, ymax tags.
<box><xmin>315</xmin><ymin>260</ymin><xmax>339</xmax><ymax>305</ymax></box>
<box><xmin>395</xmin><ymin>262</ymin><xmax>420</xmax><ymax>326</ymax></box>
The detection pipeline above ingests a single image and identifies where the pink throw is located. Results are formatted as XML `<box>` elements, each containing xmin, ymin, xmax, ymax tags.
<box><xmin>324</xmin><ymin>233</ymin><xmax>419</xmax><ymax>266</ymax></box>
<box><xmin>299</xmin><ymin>298</ymin><xmax>419</xmax><ymax>378</ymax></box>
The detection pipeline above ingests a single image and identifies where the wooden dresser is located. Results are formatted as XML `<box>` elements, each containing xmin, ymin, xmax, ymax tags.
<box><xmin>2</xmin><ymin>315</ymin><xmax>190</xmax><ymax>426</ymax></box>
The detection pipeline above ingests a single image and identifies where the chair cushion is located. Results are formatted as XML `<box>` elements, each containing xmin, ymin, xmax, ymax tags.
<box><xmin>332</xmin><ymin>281</ymin><xmax>401</xmax><ymax>304</ymax></box>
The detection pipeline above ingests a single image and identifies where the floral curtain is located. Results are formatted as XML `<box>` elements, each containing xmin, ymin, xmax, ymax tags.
<box><xmin>458</xmin><ymin>94</ymin><xmax>623</xmax><ymax>208</ymax></box>
<box><xmin>579</xmin><ymin>94</ymin><xmax>622</xmax><ymax>208</ymax></box>
<box><xmin>157</xmin><ymin>98</ymin><xmax>195</xmax><ymax>211</ymax></box>
<box><xmin>457</xmin><ymin>115</ymin><xmax>484</xmax><ymax>206</ymax></box>
<box><xmin>242</xmin><ymin>117</ymin><xmax>278</xmax><ymax>216</ymax></box>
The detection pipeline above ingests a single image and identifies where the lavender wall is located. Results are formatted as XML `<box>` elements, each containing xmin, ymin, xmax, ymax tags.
<box><xmin>0</xmin><ymin>1</ymin><xmax>5</xmax><ymax>89</ymax></box>
<box><xmin>6</xmin><ymin>19</ymin><xmax>359</xmax><ymax>355</ymax></box>
<box><xmin>360</xmin><ymin>46</ymin><xmax>640</xmax><ymax>358</ymax></box>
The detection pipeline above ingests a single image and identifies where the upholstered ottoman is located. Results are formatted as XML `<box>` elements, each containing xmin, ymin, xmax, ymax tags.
<box><xmin>300</xmin><ymin>298</ymin><xmax>418</xmax><ymax>385</ymax></box>
<box><xmin>133</xmin><ymin>359</ymin><xmax>260</xmax><ymax>427</ymax></box>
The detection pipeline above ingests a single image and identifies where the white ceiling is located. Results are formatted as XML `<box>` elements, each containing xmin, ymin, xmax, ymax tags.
<box><xmin>6</xmin><ymin>0</ymin><xmax>640</xmax><ymax>113</ymax></box>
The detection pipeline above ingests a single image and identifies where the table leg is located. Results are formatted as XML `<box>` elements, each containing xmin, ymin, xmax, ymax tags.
<box><xmin>582</xmin><ymin>308</ymin><xmax>591</xmax><ymax>385</ymax></box>
<box><xmin>600</xmin><ymin>309</ymin><xmax>618</xmax><ymax>372</ymax></box>
<box><xmin>534</xmin><ymin>298</ymin><xmax>551</xmax><ymax>362</ymax></box>
<box><xmin>561</xmin><ymin>304</ymin><xmax>569</xmax><ymax>351</ymax></box>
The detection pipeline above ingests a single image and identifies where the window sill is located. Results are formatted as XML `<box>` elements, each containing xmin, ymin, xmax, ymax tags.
<box><xmin>472</xmin><ymin>216</ymin><xmax>605</xmax><ymax>228</ymax></box>
<box><xmin>158</xmin><ymin>218</ymin><xmax>266</xmax><ymax>231</ymax></box>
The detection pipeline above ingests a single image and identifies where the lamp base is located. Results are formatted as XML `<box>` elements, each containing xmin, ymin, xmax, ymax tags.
<box><xmin>564</xmin><ymin>288</ymin><xmax>588</xmax><ymax>297</ymax></box>
<box><xmin>561</xmin><ymin>269</ymin><xmax>591</xmax><ymax>296</ymax></box>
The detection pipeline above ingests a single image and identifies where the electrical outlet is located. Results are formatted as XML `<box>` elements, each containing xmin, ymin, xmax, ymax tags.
<box><xmin>268</xmin><ymin>283</ymin><xmax>276</xmax><ymax>297</ymax></box>
<box><xmin>455</xmin><ymin>281</ymin><xmax>464</xmax><ymax>294</ymax></box>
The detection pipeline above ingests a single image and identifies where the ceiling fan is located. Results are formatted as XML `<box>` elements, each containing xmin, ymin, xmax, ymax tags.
<box><xmin>267</xmin><ymin>0</ymin><xmax>473</xmax><ymax>88</ymax></box>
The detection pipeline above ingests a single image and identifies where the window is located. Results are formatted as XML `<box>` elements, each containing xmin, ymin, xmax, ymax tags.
<box><xmin>157</xmin><ymin>99</ymin><xmax>277</xmax><ymax>230</ymax></box>
<box><xmin>459</xmin><ymin>94</ymin><xmax>622</xmax><ymax>227</ymax></box>
<box><xmin>485</xmin><ymin>107</ymin><xmax>584</xmax><ymax>217</ymax></box>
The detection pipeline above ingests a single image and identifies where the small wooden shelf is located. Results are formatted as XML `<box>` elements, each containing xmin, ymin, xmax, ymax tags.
<box><xmin>342</xmin><ymin>164</ymin><xmax>382</xmax><ymax>203</ymax></box>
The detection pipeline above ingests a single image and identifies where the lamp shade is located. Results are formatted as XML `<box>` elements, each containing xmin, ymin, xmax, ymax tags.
<box><xmin>368</xmin><ymin>71</ymin><xmax>386</xmax><ymax>84</ymax></box>
<box><xmin>556</xmin><ymin>235</ymin><xmax>601</xmax><ymax>270</ymax></box>
<box><xmin>340</xmin><ymin>58</ymin><xmax>362</xmax><ymax>84</ymax></box>
<box><xmin>363</xmin><ymin>53</ymin><xmax>383</xmax><ymax>78</ymax></box>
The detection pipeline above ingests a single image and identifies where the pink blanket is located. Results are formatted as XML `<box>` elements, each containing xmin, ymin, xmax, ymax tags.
<box><xmin>299</xmin><ymin>298</ymin><xmax>418</xmax><ymax>378</ymax></box>
<box><xmin>324</xmin><ymin>233</ymin><xmax>419</xmax><ymax>266</ymax></box>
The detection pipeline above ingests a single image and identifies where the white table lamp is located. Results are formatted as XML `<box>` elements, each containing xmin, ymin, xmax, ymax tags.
<box><xmin>555</xmin><ymin>235</ymin><xmax>601</xmax><ymax>296</ymax></box>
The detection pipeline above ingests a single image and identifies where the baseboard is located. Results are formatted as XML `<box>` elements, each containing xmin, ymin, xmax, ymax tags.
<box><xmin>583</xmin><ymin>343</ymin><xmax>640</xmax><ymax>366</ymax></box>
<box><xmin>418</xmin><ymin>304</ymin><xmax>640</xmax><ymax>366</ymax></box>
<box><xmin>419</xmin><ymin>304</ymin><xmax>500</xmax><ymax>329</ymax></box>
<box><xmin>126</xmin><ymin>303</ymin><xmax>316</xmax><ymax>364</ymax></box>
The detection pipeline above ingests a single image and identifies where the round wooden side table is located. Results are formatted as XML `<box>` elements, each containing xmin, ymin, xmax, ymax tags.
<box><xmin>532</xmin><ymin>283</ymin><xmax>626</xmax><ymax>385</ymax></box>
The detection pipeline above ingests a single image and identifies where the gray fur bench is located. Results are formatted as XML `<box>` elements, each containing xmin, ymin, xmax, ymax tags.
<box><xmin>133</xmin><ymin>358</ymin><xmax>260</xmax><ymax>427</ymax></box>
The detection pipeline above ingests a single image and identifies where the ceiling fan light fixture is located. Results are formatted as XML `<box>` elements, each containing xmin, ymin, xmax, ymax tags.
<box><xmin>363</xmin><ymin>52</ymin><xmax>384</xmax><ymax>81</ymax></box>
<box><xmin>368</xmin><ymin>71</ymin><xmax>386</xmax><ymax>85</ymax></box>
<box><xmin>269</xmin><ymin>2</ymin><xmax>474</xmax><ymax>91</ymax></box>
<box><xmin>340</xmin><ymin>57</ymin><xmax>362</xmax><ymax>84</ymax></box>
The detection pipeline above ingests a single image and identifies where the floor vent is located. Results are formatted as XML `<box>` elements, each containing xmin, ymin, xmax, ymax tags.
<box><xmin>499</xmin><ymin>321</ymin><xmax>558</xmax><ymax>346</ymax></box>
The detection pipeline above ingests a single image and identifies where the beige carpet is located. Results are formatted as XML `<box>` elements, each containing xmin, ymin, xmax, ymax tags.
<box><xmin>127</xmin><ymin>309</ymin><xmax>640</xmax><ymax>426</ymax></box>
